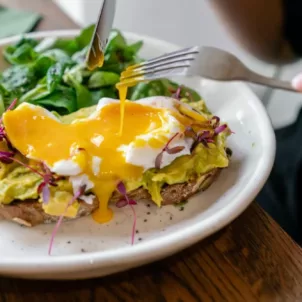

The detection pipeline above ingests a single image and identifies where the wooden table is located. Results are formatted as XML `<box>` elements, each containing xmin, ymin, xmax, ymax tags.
<box><xmin>1</xmin><ymin>1</ymin><xmax>302</xmax><ymax>301</ymax></box>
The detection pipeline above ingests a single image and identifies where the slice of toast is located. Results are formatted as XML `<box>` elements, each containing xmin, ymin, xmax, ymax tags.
<box><xmin>0</xmin><ymin>168</ymin><xmax>221</xmax><ymax>227</ymax></box>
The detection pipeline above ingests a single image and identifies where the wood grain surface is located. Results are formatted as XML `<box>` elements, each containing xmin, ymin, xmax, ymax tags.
<box><xmin>0</xmin><ymin>1</ymin><xmax>302</xmax><ymax>301</ymax></box>
<box><xmin>1</xmin><ymin>204</ymin><xmax>302</xmax><ymax>302</ymax></box>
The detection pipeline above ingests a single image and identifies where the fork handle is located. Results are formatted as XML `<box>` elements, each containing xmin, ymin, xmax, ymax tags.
<box><xmin>244</xmin><ymin>70</ymin><xmax>296</xmax><ymax>92</ymax></box>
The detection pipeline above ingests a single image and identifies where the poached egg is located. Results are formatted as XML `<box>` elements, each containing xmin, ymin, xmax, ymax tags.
<box><xmin>2</xmin><ymin>97</ymin><xmax>206</xmax><ymax>223</ymax></box>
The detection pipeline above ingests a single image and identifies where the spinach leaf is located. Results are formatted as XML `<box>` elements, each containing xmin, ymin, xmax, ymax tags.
<box><xmin>0</xmin><ymin>83</ymin><xmax>9</xmax><ymax>114</ymax></box>
<box><xmin>35</xmin><ymin>37</ymin><xmax>79</xmax><ymax>56</ymax></box>
<box><xmin>64</xmin><ymin>63</ymin><xmax>92</xmax><ymax>83</ymax></box>
<box><xmin>46</xmin><ymin>62</ymin><xmax>66</xmax><ymax>92</ymax></box>
<box><xmin>4</xmin><ymin>43</ymin><xmax>38</xmax><ymax>65</ymax></box>
<box><xmin>71</xmin><ymin>46</ymin><xmax>88</xmax><ymax>64</ymax></box>
<box><xmin>88</xmin><ymin>71</ymin><xmax>119</xmax><ymax>88</ymax></box>
<box><xmin>31</xmin><ymin>86</ymin><xmax>77</xmax><ymax>115</ymax></box>
<box><xmin>91</xmin><ymin>88</ymin><xmax>117</xmax><ymax>103</ymax></box>
<box><xmin>75</xmin><ymin>24</ymin><xmax>95</xmax><ymax>49</ymax></box>
<box><xmin>16</xmin><ymin>37</ymin><xmax>38</xmax><ymax>48</ymax></box>
<box><xmin>0</xmin><ymin>25</ymin><xmax>202</xmax><ymax>116</ymax></box>
<box><xmin>33</xmin><ymin>56</ymin><xmax>55</xmax><ymax>78</ymax></box>
<box><xmin>106</xmin><ymin>30</ymin><xmax>127</xmax><ymax>53</ymax></box>
<box><xmin>100</xmin><ymin>62</ymin><xmax>127</xmax><ymax>74</ymax></box>
<box><xmin>123</xmin><ymin>41</ymin><xmax>143</xmax><ymax>61</ymax></box>
<box><xmin>0</xmin><ymin>82</ymin><xmax>18</xmax><ymax>107</ymax></box>
<box><xmin>63</xmin><ymin>65</ymin><xmax>85</xmax><ymax>85</ymax></box>
<box><xmin>19</xmin><ymin>84</ymin><xmax>50</xmax><ymax>103</ymax></box>
<box><xmin>129</xmin><ymin>81</ymin><xmax>166</xmax><ymax>100</ymax></box>
<box><xmin>1</xmin><ymin>65</ymin><xmax>36</xmax><ymax>94</ymax></box>
<box><xmin>65</xmin><ymin>73</ymin><xmax>93</xmax><ymax>109</ymax></box>
<box><xmin>54</xmin><ymin>39</ymin><xmax>80</xmax><ymax>55</ymax></box>
<box><xmin>0</xmin><ymin>94</ymin><xmax>5</xmax><ymax>116</ymax></box>
<box><xmin>41</xmin><ymin>49</ymin><xmax>72</xmax><ymax>64</ymax></box>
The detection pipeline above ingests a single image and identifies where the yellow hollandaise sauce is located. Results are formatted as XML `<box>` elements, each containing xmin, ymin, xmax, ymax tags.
<box><xmin>2</xmin><ymin>101</ymin><xmax>192</xmax><ymax>223</ymax></box>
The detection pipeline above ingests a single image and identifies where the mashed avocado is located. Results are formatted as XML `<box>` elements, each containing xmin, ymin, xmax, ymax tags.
<box><xmin>127</xmin><ymin>133</ymin><xmax>229</xmax><ymax>206</ymax></box>
<box><xmin>0</xmin><ymin>98</ymin><xmax>229</xmax><ymax>214</ymax></box>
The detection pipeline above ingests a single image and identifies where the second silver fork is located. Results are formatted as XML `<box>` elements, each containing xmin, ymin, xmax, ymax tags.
<box><xmin>121</xmin><ymin>46</ymin><xmax>296</xmax><ymax>92</ymax></box>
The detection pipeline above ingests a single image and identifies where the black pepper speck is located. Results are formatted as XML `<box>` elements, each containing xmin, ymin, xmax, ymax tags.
<box><xmin>81</xmin><ymin>248</ymin><xmax>86</xmax><ymax>253</ymax></box>
<box><xmin>144</xmin><ymin>219</ymin><xmax>147</xmax><ymax>222</ymax></box>
<box><xmin>147</xmin><ymin>212</ymin><xmax>150</xmax><ymax>215</ymax></box>
<box><xmin>136</xmin><ymin>230</ymin><xmax>139</xmax><ymax>234</ymax></box>
<box><xmin>67</xmin><ymin>241</ymin><xmax>71</xmax><ymax>244</ymax></box>
<box><xmin>180</xmin><ymin>207</ymin><xmax>184</xmax><ymax>211</ymax></box>
<box><xmin>147</xmin><ymin>204</ymin><xmax>150</xmax><ymax>208</ymax></box>
<box><xmin>138</xmin><ymin>238</ymin><xmax>142</xmax><ymax>241</ymax></box>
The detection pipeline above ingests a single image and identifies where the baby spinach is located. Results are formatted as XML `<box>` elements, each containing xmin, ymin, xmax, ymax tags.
<box><xmin>3</xmin><ymin>37</ymin><xmax>38</xmax><ymax>65</ymax></box>
<box><xmin>35</xmin><ymin>37</ymin><xmax>79</xmax><ymax>56</ymax></box>
<box><xmin>65</xmin><ymin>73</ymin><xmax>93</xmax><ymax>109</ymax></box>
<box><xmin>129</xmin><ymin>81</ymin><xmax>167</xmax><ymax>100</ymax></box>
<box><xmin>91</xmin><ymin>88</ymin><xmax>117</xmax><ymax>104</ymax></box>
<box><xmin>0</xmin><ymin>24</ymin><xmax>202</xmax><ymax>114</ymax></box>
<box><xmin>4</xmin><ymin>43</ymin><xmax>38</xmax><ymax>65</ymax></box>
<box><xmin>88</xmin><ymin>71</ymin><xmax>120</xmax><ymax>88</ymax></box>
<box><xmin>33</xmin><ymin>56</ymin><xmax>55</xmax><ymax>77</ymax></box>
<box><xmin>1</xmin><ymin>65</ymin><xmax>36</xmax><ymax>94</ymax></box>
<box><xmin>19</xmin><ymin>84</ymin><xmax>50</xmax><ymax>103</ymax></box>
<box><xmin>32</xmin><ymin>86</ymin><xmax>77</xmax><ymax>115</ymax></box>
<box><xmin>41</xmin><ymin>49</ymin><xmax>72</xmax><ymax>65</ymax></box>
<box><xmin>46</xmin><ymin>62</ymin><xmax>67</xmax><ymax>92</ymax></box>
<box><xmin>75</xmin><ymin>24</ymin><xmax>95</xmax><ymax>49</ymax></box>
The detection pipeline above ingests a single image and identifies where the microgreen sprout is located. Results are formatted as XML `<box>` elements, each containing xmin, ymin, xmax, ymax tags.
<box><xmin>155</xmin><ymin>133</ymin><xmax>185</xmax><ymax>169</ymax></box>
<box><xmin>116</xmin><ymin>181</ymin><xmax>137</xmax><ymax>245</ymax></box>
<box><xmin>184</xmin><ymin>116</ymin><xmax>230</xmax><ymax>151</ymax></box>
<box><xmin>48</xmin><ymin>184</ymin><xmax>87</xmax><ymax>255</ymax></box>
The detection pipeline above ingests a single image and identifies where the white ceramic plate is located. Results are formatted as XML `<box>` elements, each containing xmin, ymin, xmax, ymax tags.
<box><xmin>0</xmin><ymin>30</ymin><xmax>275</xmax><ymax>280</ymax></box>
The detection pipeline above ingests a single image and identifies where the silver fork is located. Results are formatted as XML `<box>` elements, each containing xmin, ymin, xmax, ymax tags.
<box><xmin>121</xmin><ymin>46</ymin><xmax>296</xmax><ymax>92</ymax></box>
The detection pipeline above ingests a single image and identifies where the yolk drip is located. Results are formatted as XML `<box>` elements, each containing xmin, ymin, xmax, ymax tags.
<box><xmin>3</xmin><ymin>102</ymin><xmax>178</xmax><ymax>223</ymax></box>
<box><xmin>116</xmin><ymin>83</ymin><xmax>127</xmax><ymax>136</ymax></box>
<box><xmin>86</xmin><ymin>34</ymin><xmax>105</xmax><ymax>71</ymax></box>
<box><xmin>116</xmin><ymin>66</ymin><xmax>144</xmax><ymax>135</ymax></box>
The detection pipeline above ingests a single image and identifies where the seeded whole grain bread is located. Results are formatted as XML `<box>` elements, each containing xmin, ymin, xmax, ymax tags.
<box><xmin>0</xmin><ymin>168</ymin><xmax>221</xmax><ymax>227</ymax></box>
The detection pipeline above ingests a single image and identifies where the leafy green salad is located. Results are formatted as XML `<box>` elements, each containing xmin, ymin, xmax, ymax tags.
<box><xmin>0</xmin><ymin>25</ymin><xmax>201</xmax><ymax>115</ymax></box>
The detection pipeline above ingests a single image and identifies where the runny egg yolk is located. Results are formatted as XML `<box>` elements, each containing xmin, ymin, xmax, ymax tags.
<box><xmin>3</xmin><ymin>101</ymin><xmax>193</xmax><ymax>223</ymax></box>
<box><xmin>116</xmin><ymin>66</ymin><xmax>143</xmax><ymax>135</ymax></box>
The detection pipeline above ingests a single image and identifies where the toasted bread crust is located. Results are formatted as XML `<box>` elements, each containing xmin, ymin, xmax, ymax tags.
<box><xmin>0</xmin><ymin>168</ymin><xmax>221</xmax><ymax>227</ymax></box>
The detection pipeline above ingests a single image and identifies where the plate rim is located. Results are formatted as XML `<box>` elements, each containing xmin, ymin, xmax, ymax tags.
<box><xmin>0</xmin><ymin>30</ymin><xmax>276</xmax><ymax>275</ymax></box>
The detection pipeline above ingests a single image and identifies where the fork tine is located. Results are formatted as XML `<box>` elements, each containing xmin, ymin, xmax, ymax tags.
<box><xmin>125</xmin><ymin>53</ymin><xmax>196</xmax><ymax>74</ymax></box>
<box><xmin>121</xmin><ymin>57</ymin><xmax>194</xmax><ymax>80</ymax></box>
<box><xmin>121</xmin><ymin>60</ymin><xmax>191</xmax><ymax>81</ymax></box>
<box><xmin>128</xmin><ymin>46</ymin><xmax>199</xmax><ymax>70</ymax></box>
<box><xmin>121</xmin><ymin>63</ymin><xmax>190</xmax><ymax>84</ymax></box>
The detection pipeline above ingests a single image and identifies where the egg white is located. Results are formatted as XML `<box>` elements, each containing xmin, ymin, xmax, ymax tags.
<box><xmin>70</xmin><ymin>174</ymin><xmax>94</xmax><ymax>193</ymax></box>
<box><xmin>91</xmin><ymin>134</ymin><xmax>104</xmax><ymax>147</ymax></box>
<box><xmin>92</xmin><ymin>156</ymin><xmax>102</xmax><ymax>176</ymax></box>
<box><xmin>118</xmin><ymin>110</ymin><xmax>193</xmax><ymax>170</ymax></box>
<box><xmin>50</xmin><ymin>159</ymin><xmax>82</xmax><ymax>176</ymax></box>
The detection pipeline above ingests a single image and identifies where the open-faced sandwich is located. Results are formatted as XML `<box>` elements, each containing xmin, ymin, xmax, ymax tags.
<box><xmin>0</xmin><ymin>95</ymin><xmax>231</xmax><ymax>227</ymax></box>
<box><xmin>0</xmin><ymin>27</ymin><xmax>232</xmax><ymax>253</ymax></box>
